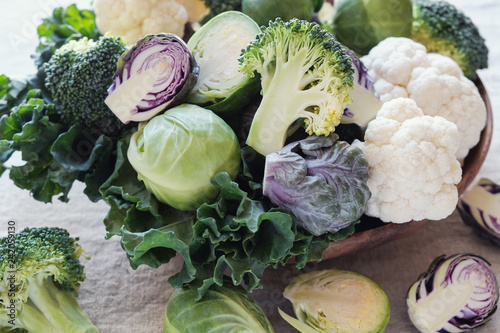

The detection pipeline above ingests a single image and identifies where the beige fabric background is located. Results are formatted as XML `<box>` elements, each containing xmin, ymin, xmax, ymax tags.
<box><xmin>1</xmin><ymin>0</ymin><xmax>499</xmax><ymax>332</ymax></box>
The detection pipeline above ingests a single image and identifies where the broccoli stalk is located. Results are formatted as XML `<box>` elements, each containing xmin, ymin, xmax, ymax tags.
<box><xmin>239</xmin><ymin>18</ymin><xmax>354</xmax><ymax>156</ymax></box>
<box><xmin>411</xmin><ymin>0</ymin><xmax>488</xmax><ymax>80</ymax></box>
<box><xmin>0</xmin><ymin>227</ymin><xmax>98</xmax><ymax>333</ymax></box>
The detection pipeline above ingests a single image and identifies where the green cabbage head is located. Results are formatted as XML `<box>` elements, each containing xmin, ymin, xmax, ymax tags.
<box><xmin>127</xmin><ymin>104</ymin><xmax>241</xmax><ymax>211</ymax></box>
<box><xmin>164</xmin><ymin>284</ymin><xmax>275</xmax><ymax>332</ymax></box>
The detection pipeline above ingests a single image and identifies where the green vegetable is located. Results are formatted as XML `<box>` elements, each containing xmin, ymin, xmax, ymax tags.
<box><xmin>101</xmin><ymin>134</ymin><xmax>358</xmax><ymax>298</ymax></box>
<box><xmin>329</xmin><ymin>0</ymin><xmax>413</xmax><ymax>55</ymax></box>
<box><xmin>164</xmin><ymin>283</ymin><xmax>274</xmax><ymax>332</ymax></box>
<box><xmin>239</xmin><ymin>18</ymin><xmax>354</xmax><ymax>156</ymax></box>
<box><xmin>411</xmin><ymin>0</ymin><xmax>488</xmax><ymax>80</ymax></box>
<box><xmin>281</xmin><ymin>269</ymin><xmax>391</xmax><ymax>333</ymax></box>
<box><xmin>187</xmin><ymin>11</ymin><xmax>261</xmax><ymax>114</ymax></box>
<box><xmin>203</xmin><ymin>0</ymin><xmax>242</xmax><ymax>19</ymax></box>
<box><xmin>33</xmin><ymin>4</ymin><xmax>101</xmax><ymax>70</ymax></box>
<box><xmin>313</xmin><ymin>0</ymin><xmax>325</xmax><ymax>12</ymax></box>
<box><xmin>0</xmin><ymin>227</ymin><xmax>98</xmax><ymax>333</ymax></box>
<box><xmin>44</xmin><ymin>35</ymin><xmax>128</xmax><ymax>137</ymax></box>
<box><xmin>242</xmin><ymin>0</ymin><xmax>315</xmax><ymax>26</ymax></box>
<box><xmin>1</xmin><ymin>5</ymin><xmax>132</xmax><ymax>203</ymax></box>
<box><xmin>126</xmin><ymin>104</ymin><xmax>241</xmax><ymax>211</ymax></box>
<box><xmin>0</xmin><ymin>82</ymin><xmax>115</xmax><ymax>202</ymax></box>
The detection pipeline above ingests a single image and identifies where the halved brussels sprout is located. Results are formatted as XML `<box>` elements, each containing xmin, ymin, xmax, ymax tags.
<box><xmin>281</xmin><ymin>269</ymin><xmax>390</xmax><ymax>332</ymax></box>
<box><xmin>186</xmin><ymin>11</ymin><xmax>261</xmax><ymax>114</ymax></box>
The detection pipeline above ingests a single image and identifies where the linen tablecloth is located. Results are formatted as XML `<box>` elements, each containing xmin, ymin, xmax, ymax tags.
<box><xmin>1</xmin><ymin>0</ymin><xmax>499</xmax><ymax>332</ymax></box>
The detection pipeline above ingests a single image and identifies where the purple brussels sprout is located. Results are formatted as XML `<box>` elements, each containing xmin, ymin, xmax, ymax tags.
<box><xmin>340</xmin><ymin>49</ymin><xmax>382</xmax><ymax>127</ymax></box>
<box><xmin>407</xmin><ymin>253</ymin><xmax>499</xmax><ymax>333</ymax></box>
<box><xmin>105</xmin><ymin>33</ymin><xmax>199</xmax><ymax>124</ymax></box>
<box><xmin>458</xmin><ymin>178</ymin><xmax>500</xmax><ymax>246</ymax></box>
<box><xmin>263</xmin><ymin>134</ymin><xmax>371</xmax><ymax>236</ymax></box>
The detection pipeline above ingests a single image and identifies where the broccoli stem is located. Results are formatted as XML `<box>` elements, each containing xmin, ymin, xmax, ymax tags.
<box><xmin>8</xmin><ymin>299</ymin><xmax>58</xmax><ymax>332</ymax></box>
<box><xmin>246</xmin><ymin>49</ymin><xmax>318</xmax><ymax>155</ymax></box>
<box><xmin>22</xmin><ymin>274</ymin><xmax>98</xmax><ymax>333</ymax></box>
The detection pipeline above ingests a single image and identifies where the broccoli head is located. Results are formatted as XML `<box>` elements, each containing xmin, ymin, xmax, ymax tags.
<box><xmin>239</xmin><ymin>18</ymin><xmax>354</xmax><ymax>156</ymax></box>
<box><xmin>44</xmin><ymin>35</ymin><xmax>128</xmax><ymax>137</ymax></box>
<box><xmin>411</xmin><ymin>0</ymin><xmax>488</xmax><ymax>80</ymax></box>
<box><xmin>0</xmin><ymin>227</ymin><xmax>98</xmax><ymax>333</ymax></box>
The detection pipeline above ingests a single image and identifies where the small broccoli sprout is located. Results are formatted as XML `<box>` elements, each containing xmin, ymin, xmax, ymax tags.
<box><xmin>0</xmin><ymin>227</ymin><xmax>98</xmax><ymax>333</ymax></box>
<box><xmin>44</xmin><ymin>35</ymin><xmax>128</xmax><ymax>137</ymax></box>
<box><xmin>239</xmin><ymin>18</ymin><xmax>354</xmax><ymax>156</ymax></box>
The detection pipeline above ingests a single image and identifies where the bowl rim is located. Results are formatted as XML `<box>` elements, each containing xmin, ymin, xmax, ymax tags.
<box><xmin>313</xmin><ymin>77</ymin><xmax>494</xmax><ymax>262</ymax></box>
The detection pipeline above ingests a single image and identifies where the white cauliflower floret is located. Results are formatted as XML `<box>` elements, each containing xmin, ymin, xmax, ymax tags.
<box><xmin>407</xmin><ymin>66</ymin><xmax>487</xmax><ymax>161</ymax></box>
<box><xmin>361</xmin><ymin>37</ymin><xmax>487</xmax><ymax>162</ymax></box>
<box><xmin>352</xmin><ymin>98</ymin><xmax>462</xmax><ymax>224</ymax></box>
<box><xmin>361</xmin><ymin>37</ymin><xmax>428</xmax><ymax>102</ymax></box>
<box><xmin>94</xmin><ymin>0</ymin><xmax>209</xmax><ymax>44</ymax></box>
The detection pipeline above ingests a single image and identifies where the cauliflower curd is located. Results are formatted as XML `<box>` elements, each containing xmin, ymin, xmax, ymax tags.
<box><xmin>362</xmin><ymin>37</ymin><xmax>487</xmax><ymax>162</ymax></box>
<box><xmin>352</xmin><ymin>98</ymin><xmax>462</xmax><ymax>224</ymax></box>
<box><xmin>94</xmin><ymin>0</ymin><xmax>209</xmax><ymax>44</ymax></box>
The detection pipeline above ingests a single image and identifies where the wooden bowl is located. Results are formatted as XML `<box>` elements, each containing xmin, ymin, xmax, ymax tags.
<box><xmin>318</xmin><ymin>78</ymin><xmax>494</xmax><ymax>261</ymax></box>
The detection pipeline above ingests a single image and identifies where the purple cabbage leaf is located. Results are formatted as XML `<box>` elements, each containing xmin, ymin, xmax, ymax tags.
<box><xmin>263</xmin><ymin>134</ymin><xmax>371</xmax><ymax>236</ymax></box>
<box><xmin>105</xmin><ymin>33</ymin><xmax>199</xmax><ymax>124</ymax></box>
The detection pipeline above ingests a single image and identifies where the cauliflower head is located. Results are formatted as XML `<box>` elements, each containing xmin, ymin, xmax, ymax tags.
<box><xmin>361</xmin><ymin>37</ymin><xmax>487</xmax><ymax>162</ymax></box>
<box><xmin>94</xmin><ymin>0</ymin><xmax>208</xmax><ymax>44</ymax></box>
<box><xmin>352</xmin><ymin>98</ymin><xmax>462</xmax><ymax>224</ymax></box>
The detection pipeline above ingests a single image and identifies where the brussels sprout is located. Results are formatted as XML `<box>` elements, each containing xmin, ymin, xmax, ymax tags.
<box><xmin>105</xmin><ymin>33</ymin><xmax>199</xmax><ymax>124</ymax></box>
<box><xmin>187</xmin><ymin>11</ymin><xmax>261</xmax><ymax>114</ymax></box>
<box><xmin>241</xmin><ymin>0</ymin><xmax>315</xmax><ymax>27</ymax></box>
<box><xmin>127</xmin><ymin>104</ymin><xmax>241</xmax><ymax>211</ymax></box>
<box><xmin>329</xmin><ymin>0</ymin><xmax>413</xmax><ymax>55</ymax></box>
<box><xmin>164</xmin><ymin>284</ymin><xmax>275</xmax><ymax>333</ymax></box>
<box><xmin>457</xmin><ymin>178</ymin><xmax>500</xmax><ymax>246</ymax></box>
<box><xmin>407</xmin><ymin>253</ymin><xmax>499</xmax><ymax>333</ymax></box>
<box><xmin>281</xmin><ymin>269</ymin><xmax>390</xmax><ymax>332</ymax></box>
<box><xmin>263</xmin><ymin>134</ymin><xmax>370</xmax><ymax>236</ymax></box>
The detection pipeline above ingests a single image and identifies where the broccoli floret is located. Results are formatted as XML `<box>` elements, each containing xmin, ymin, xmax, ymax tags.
<box><xmin>203</xmin><ymin>0</ymin><xmax>242</xmax><ymax>17</ymax></box>
<box><xmin>238</xmin><ymin>18</ymin><xmax>354</xmax><ymax>156</ymax></box>
<box><xmin>44</xmin><ymin>35</ymin><xmax>128</xmax><ymax>137</ymax></box>
<box><xmin>411</xmin><ymin>0</ymin><xmax>488</xmax><ymax>80</ymax></box>
<box><xmin>0</xmin><ymin>227</ymin><xmax>98</xmax><ymax>333</ymax></box>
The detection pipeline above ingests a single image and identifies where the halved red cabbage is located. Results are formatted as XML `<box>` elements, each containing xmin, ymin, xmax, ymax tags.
<box><xmin>340</xmin><ymin>50</ymin><xmax>382</xmax><ymax>127</ymax></box>
<box><xmin>105</xmin><ymin>33</ymin><xmax>199</xmax><ymax>124</ymax></box>
<box><xmin>458</xmin><ymin>178</ymin><xmax>500</xmax><ymax>246</ymax></box>
<box><xmin>407</xmin><ymin>253</ymin><xmax>499</xmax><ymax>333</ymax></box>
